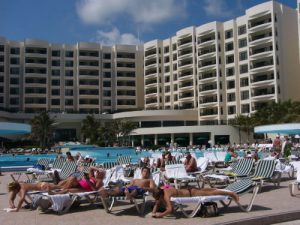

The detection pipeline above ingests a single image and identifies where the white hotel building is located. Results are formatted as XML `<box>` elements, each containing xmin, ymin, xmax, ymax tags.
<box><xmin>1</xmin><ymin>1</ymin><xmax>300</xmax><ymax>147</ymax></box>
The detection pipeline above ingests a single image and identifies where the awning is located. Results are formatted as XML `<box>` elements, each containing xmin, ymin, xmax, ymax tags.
<box><xmin>254</xmin><ymin>123</ymin><xmax>300</xmax><ymax>135</ymax></box>
<box><xmin>0</xmin><ymin>122</ymin><xmax>31</xmax><ymax>136</ymax></box>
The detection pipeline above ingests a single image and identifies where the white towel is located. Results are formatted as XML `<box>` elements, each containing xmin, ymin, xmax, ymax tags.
<box><xmin>48</xmin><ymin>194</ymin><xmax>72</xmax><ymax>212</ymax></box>
<box><xmin>3</xmin><ymin>208</ymin><xmax>16</xmax><ymax>212</ymax></box>
<box><xmin>171</xmin><ymin>195</ymin><xmax>228</xmax><ymax>204</ymax></box>
<box><xmin>204</xmin><ymin>174</ymin><xmax>229</xmax><ymax>181</ymax></box>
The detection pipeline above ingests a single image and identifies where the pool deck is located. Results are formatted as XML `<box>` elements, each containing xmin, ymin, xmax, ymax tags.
<box><xmin>0</xmin><ymin>172</ymin><xmax>300</xmax><ymax>225</ymax></box>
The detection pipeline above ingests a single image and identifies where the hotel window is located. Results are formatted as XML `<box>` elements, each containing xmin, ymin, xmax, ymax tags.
<box><xmin>65</xmin><ymin>89</ymin><xmax>73</xmax><ymax>96</ymax></box>
<box><xmin>103</xmin><ymin>100</ymin><xmax>111</xmax><ymax>106</ymax></box>
<box><xmin>51</xmin><ymin>79</ymin><xmax>60</xmax><ymax>86</ymax></box>
<box><xmin>238</xmin><ymin>25</ymin><xmax>246</xmax><ymax>35</ymax></box>
<box><xmin>226</xmin><ymin>67</ymin><xmax>235</xmax><ymax>77</ymax></box>
<box><xmin>103</xmin><ymin>53</ymin><xmax>111</xmax><ymax>59</ymax></box>
<box><xmin>239</xmin><ymin>38</ymin><xmax>247</xmax><ymax>48</ymax></box>
<box><xmin>165</xmin><ymin>96</ymin><xmax>170</xmax><ymax>102</ymax></box>
<box><xmin>103</xmin><ymin>81</ymin><xmax>111</xmax><ymax>87</ymax></box>
<box><xmin>52</xmin><ymin>50</ymin><xmax>60</xmax><ymax>57</ymax></box>
<box><xmin>51</xmin><ymin>69</ymin><xmax>60</xmax><ymax>76</ymax></box>
<box><xmin>103</xmin><ymin>90</ymin><xmax>111</xmax><ymax>97</ymax></box>
<box><xmin>10</xmin><ymin>88</ymin><xmax>19</xmax><ymax>95</ymax></box>
<box><xmin>51</xmin><ymin>89</ymin><xmax>60</xmax><ymax>96</ymax></box>
<box><xmin>241</xmin><ymin>104</ymin><xmax>250</xmax><ymax>113</ymax></box>
<box><xmin>52</xmin><ymin>60</ymin><xmax>60</xmax><ymax>67</ymax></box>
<box><xmin>0</xmin><ymin>96</ymin><xmax>3</xmax><ymax>103</ymax></box>
<box><xmin>10</xmin><ymin>78</ymin><xmax>19</xmax><ymax>85</ymax></box>
<box><xmin>240</xmin><ymin>90</ymin><xmax>249</xmax><ymax>100</ymax></box>
<box><xmin>0</xmin><ymin>66</ymin><xmax>4</xmax><ymax>72</ymax></box>
<box><xmin>165</xmin><ymin>76</ymin><xmax>170</xmax><ymax>83</ymax></box>
<box><xmin>227</xmin><ymin>93</ymin><xmax>236</xmax><ymax>102</ymax></box>
<box><xmin>10</xmin><ymin>47</ymin><xmax>20</xmax><ymax>55</ymax></box>
<box><xmin>65</xmin><ymin>99</ymin><xmax>73</xmax><ymax>105</ymax></box>
<box><xmin>225</xmin><ymin>42</ymin><xmax>234</xmax><ymax>51</ymax></box>
<box><xmin>10</xmin><ymin>98</ymin><xmax>19</xmax><ymax>105</ymax></box>
<box><xmin>225</xmin><ymin>29</ymin><xmax>233</xmax><ymax>39</ymax></box>
<box><xmin>240</xmin><ymin>78</ymin><xmax>249</xmax><ymax>87</ymax></box>
<box><xmin>239</xmin><ymin>51</ymin><xmax>248</xmax><ymax>61</ymax></box>
<box><xmin>164</xmin><ymin>66</ymin><xmax>170</xmax><ymax>73</ymax></box>
<box><xmin>0</xmin><ymin>45</ymin><xmax>4</xmax><ymax>52</ymax></box>
<box><xmin>0</xmin><ymin>55</ymin><xmax>4</xmax><ymax>62</ymax></box>
<box><xmin>103</xmin><ymin>72</ymin><xmax>111</xmax><ymax>78</ymax></box>
<box><xmin>104</xmin><ymin>63</ymin><xmax>111</xmax><ymax>69</ymax></box>
<box><xmin>164</xmin><ymin>46</ymin><xmax>169</xmax><ymax>53</ymax></box>
<box><xmin>65</xmin><ymin>60</ymin><xmax>73</xmax><ymax>67</ymax></box>
<box><xmin>51</xmin><ymin>99</ymin><xmax>60</xmax><ymax>105</ymax></box>
<box><xmin>65</xmin><ymin>51</ymin><xmax>73</xmax><ymax>58</ymax></box>
<box><xmin>173</xmin><ymin>53</ymin><xmax>177</xmax><ymax>61</ymax></box>
<box><xmin>0</xmin><ymin>86</ymin><xmax>3</xmax><ymax>93</ymax></box>
<box><xmin>165</xmin><ymin>86</ymin><xmax>170</xmax><ymax>93</ymax></box>
<box><xmin>65</xmin><ymin>80</ymin><xmax>73</xmax><ymax>86</ymax></box>
<box><xmin>164</xmin><ymin>56</ymin><xmax>169</xmax><ymax>63</ymax></box>
<box><xmin>173</xmin><ymin>64</ymin><xmax>177</xmax><ymax>71</ymax></box>
<box><xmin>227</xmin><ymin>80</ymin><xmax>235</xmax><ymax>89</ymax></box>
<box><xmin>10</xmin><ymin>58</ymin><xmax>20</xmax><ymax>65</ymax></box>
<box><xmin>10</xmin><ymin>68</ymin><xmax>20</xmax><ymax>75</ymax></box>
<box><xmin>226</xmin><ymin>55</ymin><xmax>234</xmax><ymax>64</ymax></box>
<box><xmin>228</xmin><ymin>106</ymin><xmax>236</xmax><ymax>115</ymax></box>
<box><xmin>65</xmin><ymin>70</ymin><xmax>73</xmax><ymax>77</ymax></box>
<box><xmin>172</xmin><ymin>43</ymin><xmax>177</xmax><ymax>51</ymax></box>
<box><xmin>240</xmin><ymin>64</ymin><xmax>248</xmax><ymax>74</ymax></box>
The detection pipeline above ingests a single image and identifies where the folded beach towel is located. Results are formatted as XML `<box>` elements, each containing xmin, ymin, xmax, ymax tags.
<box><xmin>204</xmin><ymin>174</ymin><xmax>229</xmax><ymax>181</ymax></box>
<box><xmin>48</xmin><ymin>194</ymin><xmax>72</xmax><ymax>212</ymax></box>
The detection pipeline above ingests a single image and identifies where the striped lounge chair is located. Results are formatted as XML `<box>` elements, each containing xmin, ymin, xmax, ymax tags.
<box><xmin>171</xmin><ymin>178</ymin><xmax>259</xmax><ymax>218</ymax></box>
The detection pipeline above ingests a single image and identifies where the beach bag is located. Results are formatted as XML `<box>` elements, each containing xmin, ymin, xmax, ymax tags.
<box><xmin>199</xmin><ymin>202</ymin><xmax>219</xmax><ymax>217</ymax></box>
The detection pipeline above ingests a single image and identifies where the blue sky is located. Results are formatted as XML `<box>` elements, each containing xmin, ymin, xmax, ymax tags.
<box><xmin>0</xmin><ymin>0</ymin><xmax>297</xmax><ymax>45</ymax></box>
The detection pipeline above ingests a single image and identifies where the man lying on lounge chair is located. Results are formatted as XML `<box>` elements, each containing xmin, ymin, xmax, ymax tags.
<box><xmin>100</xmin><ymin>167</ymin><xmax>157</xmax><ymax>199</ymax></box>
<box><xmin>151</xmin><ymin>185</ymin><xmax>239</xmax><ymax>218</ymax></box>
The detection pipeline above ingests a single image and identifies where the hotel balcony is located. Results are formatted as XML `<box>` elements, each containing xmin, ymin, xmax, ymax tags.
<box><xmin>200</xmin><ymin>108</ymin><xmax>218</xmax><ymax>117</ymax></box>
<box><xmin>199</xmin><ymin>95</ymin><xmax>218</xmax><ymax>107</ymax></box>
<box><xmin>179</xmin><ymin>81</ymin><xmax>194</xmax><ymax>91</ymax></box>
<box><xmin>145</xmin><ymin>97</ymin><xmax>158</xmax><ymax>105</ymax></box>
<box><xmin>197</xmin><ymin>33</ymin><xmax>216</xmax><ymax>47</ymax></box>
<box><xmin>250</xmin><ymin>58</ymin><xmax>274</xmax><ymax>73</ymax></box>
<box><xmin>248</xmin><ymin>14</ymin><xmax>272</xmax><ymax>33</ymax></box>
<box><xmin>199</xmin><ymin>83</ymin><xmax>218</xmax><ymax>94</ymax></box>
<box><xmin>251</xmin><ymin>72</ymin><xmax>274</xmax><ymax>87</ymax></box>
<box><xmin>178</xmin><ymin>47</ymin><xmax>193</xmax><ymax>60</ymax></box>
<box><xmin>198</xmin><ymin>70</ymin><xmax>217</xmax><ymax>82</ymax></box>
<box><xmin>251</xmin><ymin>87</ymin><xmax>275</xmax><ymax>100</ymax></box>
<box><xmin>178</xmin><ymin>91</ymin><xmax>194</xmax><ymax>102</ymax></box>
<box><xmin>252</xmin><ymin>100</ymin><xmax>275</xmax><ymax>111</ymax></box>
<box><xmin>249</xmin><ymin>29</ymin><xmax>272</xmax><ymax>46</ymax></box>
<box><xmin>177</xmin><ymin>36</ymin><xmax>193</xmax><ymax>50</ymax></box>
<box><xmin>145</xmin><ymin>68</ymin><xmax>158</xmax><ymax>77</ymax></box>
<box><xmin>249</xmin><ymin>44</ymin><xmax>273</xmax><ymax>60</ymax></box>
<box><xmin>198</xmin><ymin>59</ymin><xmax>217</xmax><ymax>71</ymax></box>
<box><xmin>145</xmin><ymin>48</ymin><xmax>157</xmax><ymax>59</ymax></box>
<box><xmin>178</xmin><ymin>59</ymin><xmax>194</xmax><ymax>70</ymax></box>
<box><xmin>198</xmin><ymin>46</ymin><xmax>216</xmax><ymax>60</ymax></box>
<box><xmin>145</xmin><ymin>88</ymin><xmax>158</xmax><ymax>97</ymax></box>
<box><xmin>178</xmin><ymin>102</ymin><xmax>194</xmax><ymax>110</ymax></box>
<box><xmin>178</xmin><ymin>69</ymin><xmax>193</xmax><ymax>80</ymax></box>
<box><xmin>145</xmin><ymin>78</ymin><xmax>157</xmax><ymax>87</ymax></box>
<box><xmin>145</xmin><ymin>58</ymin><xmax>157</xmax><ymax>68</ymax></box>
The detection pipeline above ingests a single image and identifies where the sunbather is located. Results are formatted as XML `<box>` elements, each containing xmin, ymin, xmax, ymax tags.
<box><xmin>100</xmin><ymin>167</ymin><xmax>157</xmax><ymax>199</ymax></box>
<box><xmin>50</xmin><ymin>166</ymin><xmax>106</xmax><ymax>194</ymax></box>
<box><xmin>7</xmin><ymin>181</ymin><xmax>61</xmax><ymax>212</ymax></box>
<box><xmin>151</xmin><ymin>185</ymin><xmax>239</xmax><ymax>218</ymax></box>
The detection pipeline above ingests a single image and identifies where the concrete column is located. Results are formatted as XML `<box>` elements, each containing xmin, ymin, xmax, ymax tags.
<box><xmin>154</xmin><ymin>134</ymin><xmax>158</xmax><ymax>145</ymax></box>
<box><xmin>189</xmin><ymin>133</ymin><xmax>193</xmax><ymax>146</ymax></box>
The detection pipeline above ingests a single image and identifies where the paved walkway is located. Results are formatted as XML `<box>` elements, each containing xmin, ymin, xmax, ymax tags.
<box><xmin>0</xmin><ymin>172</ymin><xmax>299</xmax><ymax>225</ymax></box>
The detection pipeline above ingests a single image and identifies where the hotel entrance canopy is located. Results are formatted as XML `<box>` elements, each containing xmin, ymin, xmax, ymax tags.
<box><xmin>254</xmin><ymin>123</ymin><xmax>300</xmax><ymax>135</ymax></box>
<box><xmin>0</xmin><ymin>122</ymin><xmax>31</xmax><ymax>136</ymax></box>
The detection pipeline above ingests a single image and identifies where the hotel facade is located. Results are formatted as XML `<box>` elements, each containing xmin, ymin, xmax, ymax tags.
<box><xmin>1</xmin><ymin>1</ymin><xmax>300</xmax><ymax>147</ymax></box>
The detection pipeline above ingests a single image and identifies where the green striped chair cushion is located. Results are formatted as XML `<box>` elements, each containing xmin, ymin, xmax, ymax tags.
<box><xmin>233</xmin><ymin>158</ymin><xmax>254</xmax><ymax>177</ymax></box>
<box><xmin>224</xmin><ymin>178</ymin><xmax>255</xmax><ymax>194</ymax></box>
<box><xmin>252</xmin><ymin>159</ymin><xmax>276</xmax><ymax>179</ymax></box>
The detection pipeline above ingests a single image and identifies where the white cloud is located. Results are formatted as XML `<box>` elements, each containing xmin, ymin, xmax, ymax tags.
<box><xmin>93</xmin><ymin>27</ymin><xmax>142</xmax><ymax>45</ymax></box>
<box><xmin>76</xmin><ymin>0</ymin><xmax>186</xmax><ymax>26</ymax></box>
<box><xmin>203</xmin><ymin>0</ymin><xmax>235</xmax><ymax>18</ymax></box>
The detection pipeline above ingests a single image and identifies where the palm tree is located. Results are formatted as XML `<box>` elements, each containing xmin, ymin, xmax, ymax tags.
<box><xmin>81</xmin><ymin>115</ymin><xmax>100</xmax><ymax>144</ymax></box>
<box><xmin>231</xmin><ymin>114</ymin><xmax>254</xmax><ymax>144</ymax></box>
<box><xmin>117</xmin><ymin>119</ymin><xmax>138</xmax><ymax>146</ymax></box>
<box><xmin>98</xmin><ymin>120</ymin><xmax>118</xmax><ymax>147</ymax></box>
<box><xmin>30</xmin><ymin>111</ymin><xmax>55</xmax><ymax>148</ymax></box>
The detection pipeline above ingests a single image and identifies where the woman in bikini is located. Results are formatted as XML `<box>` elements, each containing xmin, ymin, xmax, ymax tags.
<box><xmin>7</xmin><ymin>181</ymin><xmax>61</xmax><ymax>212</ymax></box>
<box><xmin>151</xmin><ymin>185</ymin><xmax>239</xmax><ymax>218</ymax></box>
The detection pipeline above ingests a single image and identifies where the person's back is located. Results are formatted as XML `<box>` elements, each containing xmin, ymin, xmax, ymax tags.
<box><xmin>184</xmin><ymin>153</ymin><xmax>197</xmax><ymax>172</ymax></box>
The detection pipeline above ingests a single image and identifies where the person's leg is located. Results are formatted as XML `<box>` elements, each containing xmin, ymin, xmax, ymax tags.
<box><xmin>58</xmin><ymin>177</ymin><xmax>79</xmax><ymax>189</ymax></box>
<box><xmin>190</xmin><ymin>188</ymin><xmax>239</xmax><ymax>202</ymax></box>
